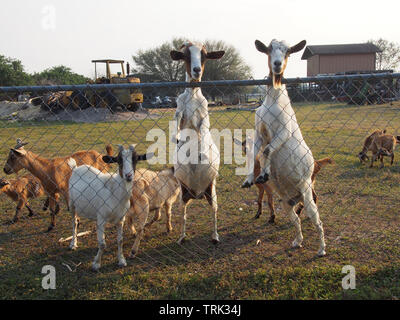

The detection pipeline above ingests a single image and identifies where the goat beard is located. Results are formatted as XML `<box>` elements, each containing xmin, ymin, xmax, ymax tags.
<box><xmin>272</xmin><ymin>73</ymin><xmax>283</xmax><ymax>89</ymax></box>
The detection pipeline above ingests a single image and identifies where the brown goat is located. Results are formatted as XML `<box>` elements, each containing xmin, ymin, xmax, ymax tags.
<box><xmin>369</xmin><ymin>134</ymin><xmax>399</xmax><ymax>168</ymax></box>
<box><xmin>0</xmin><ymin>175</ymin><xmax>46</xmax><ymax>223</ymax></box>
<box><xmin>358</xmin><ymin>129</ymin><xmax>386</xmax><ymax>163</ymax></box>
<box><xmin>3</xmin><ymin>139</ymin><xmax>113</xmax><ymax>231</ymax></box>
<box><xmin>124</xmin><ymin>167</ymin><xmax>180</xmax><ymax>256</ymax></box>
<box><xmin>235</xmin><ymin>138</ymin><xmax>333</xmax><ymax>223</ymax></box>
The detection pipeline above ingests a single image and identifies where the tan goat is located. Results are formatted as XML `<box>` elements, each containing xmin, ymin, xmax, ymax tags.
<box><xmin>0</xmin><ymin>175</ymin><xmax>47</xmax><ymax>223</ymax></box>
<box><xmin>369</xmin><ymin>134</ymin><xmax>400</xmax><ymax>168</ymax></box>
<box><xmin>358</xmin><ymin>129</ymin><xmax>386</xmax><ymax>163</ymax></box>
<box><xmin>3</xmin><ymin>139</ymin><xmax>113</xmax><ymax>231</ymax></box>
<box><xmin>126</xmin><ymin>167</ymin><xmax>180</xmax><ymax>257</ymax></box>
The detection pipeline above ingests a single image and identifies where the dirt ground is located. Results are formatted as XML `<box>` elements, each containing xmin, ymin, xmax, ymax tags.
<box><xmin>0</xmin><ymin>101</ymin><xmax>160</xmax><ymax>123</ymax></box>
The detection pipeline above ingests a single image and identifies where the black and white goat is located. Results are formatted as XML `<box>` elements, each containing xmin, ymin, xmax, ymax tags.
<box><xmin>68</xmin><ymin>145</ymin><xmax>150</xmax><ymax>271</ymax></box>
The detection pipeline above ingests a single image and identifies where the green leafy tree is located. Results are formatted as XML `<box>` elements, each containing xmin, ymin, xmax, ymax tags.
<box><xmin>131</xmin><ymin>38</ymin><xmax>252</xmax><ymax>82</ymax></box>
<box><xmin>131</xmin><ymin>37</ymin><xmax>187</xmax><ymax>82</ymax></box>
<box><xmin>131</xmin><ymin>38</ymin><xmax>253</xmax><ymax>100</ymax></box>
<box><xmin>368</xmin><ymin>38</ymin><xmax>400</xmax><ymax>70</ymax></box>
<box><xmin>32</xmin><ymin>65</ymin><xmax>89</xmax><ymax>85</ymax></box>
<box><xmin>0</xmin><ymin>55</ymin><xmax>33</xmax><ymax>86</ymax></box>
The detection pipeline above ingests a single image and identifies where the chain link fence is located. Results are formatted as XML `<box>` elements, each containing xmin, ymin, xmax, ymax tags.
<box><xmin>0</xmin><ymin>72</ymin><xmax>399</xmax><ymax>298</ymax></box>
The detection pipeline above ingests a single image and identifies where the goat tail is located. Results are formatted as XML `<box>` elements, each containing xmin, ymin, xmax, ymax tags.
<box><xmin>67</xmin><ymin>158</ymin><xmax>77</xmax><ymax>170</ymax></box>
<box><xmin>106</xmin><ymin>144</ymin><xmax>113</xmax><ymax>156</ymax></box>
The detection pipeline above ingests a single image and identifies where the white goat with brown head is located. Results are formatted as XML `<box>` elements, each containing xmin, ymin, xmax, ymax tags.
<box><xmin>242</xmin><ymin>39</ymin><xmax>326</xmax><ymax>257</ymax></box>
<box><xmin>170</xmin><ymin>42</ymin><xmax>225</xmax><ymax>244</ymax></box>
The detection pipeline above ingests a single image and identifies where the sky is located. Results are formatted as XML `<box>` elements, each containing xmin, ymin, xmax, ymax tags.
<box><xmin>1</xmin><ymin>0</ymin><xmax>399</xmax><ymax>80</ymax></box>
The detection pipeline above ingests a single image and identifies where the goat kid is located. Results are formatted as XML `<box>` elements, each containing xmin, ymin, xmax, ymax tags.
<box><xmin>68</xmin><ymin>145</ymin><xmax>150</xmax><ymax>271</ymax></box>
<box><xmin>3</xmin><ymin>139</ymin><xmax>113</xmax><ymax>232</ymax></box>
<box><xmin>242</xmin><ymin>39</ymin><xmax>326</xmax><ymax>257</ymax></box>
<box><xmin>0</xmin><ymin>175</ymin><xmax>47</xmax><ymax>223</ymax></box>
<box><xmin>170</xmin><ymin>42</ymin><xmax>224</xmax><ymax>244</ymax></box>
<box><xmin>125</xmin><ymin>167</ymin><xmax>180</xmax><ymax>257</ymax></box>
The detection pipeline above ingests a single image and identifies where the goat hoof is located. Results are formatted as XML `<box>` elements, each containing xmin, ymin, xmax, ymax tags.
<box><xmin>92</xmin><ymin>263</ymin><xmax>101</xmax><ymax>272</ymax></box>
<box><xmin>255</xmin><ymin>174</ymin><xmax>269</xmax><ymax>184</ymax></box>
<box><xmin>129</xmin><ymin>249</ymin><xmax>137</xmax><ymax>259</ymax></box>
<box><xmin>268</xmin><ymin>216</ymin><xmax>275</xmax><ymax>224</ymax></box>
<box><xmin>68</xmin><ymin>245</ymin><xmax>77</xmax><ymax>251</ymax></box>
<box><xmin>211</xmin><ymin>239</ymin><xmax>219</xmax><ymax>245</ymax></box>
<box><xmin>254</xmin><ymin>213</ymin><xmax>261</xmax><ymax>220</ymax></box>
<box><xmin>118</xmin><ymin>259</ymin><xmax>127</xmax><ymax>267</ymax></box>
<box><xmin>317</xmin><ymin>250</ymin><xmax>326</xmax><ymax>257</ymax></box>
<box><xmin>45</xmin><ymin>225</ymin><xmax>54</xmax><ymax>233</ymax></box>
<box><xmin>241</xmin><ymin>181</ymin><xmax>253</xmax><ymax>188</ymax></box>
<box><xmin>177</xmin><ymin>237</ymin><xmax>186</xmax><ymax>245</ymax></box>
<box><xmin>291</xmin><ymin>241</ymin><xmax>303</xmax><ymax>249</ymax></box>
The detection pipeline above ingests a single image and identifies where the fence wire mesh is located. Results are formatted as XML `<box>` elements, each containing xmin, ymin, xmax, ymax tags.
<box><xmin>0</xmin><ymin>72</ymin><xmax>399</xmax><ymax>298</ymax></box>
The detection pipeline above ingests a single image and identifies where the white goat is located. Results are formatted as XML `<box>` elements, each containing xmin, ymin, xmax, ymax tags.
<box><xmin>67</xmin><ymin>145</ymin><xmax>150</xmax><ymax>271</ymax></box>
<box><xmin>170</xmin><ymin>42</ymin><xmax>225</xmax><ymax>244</ymax></box>
<box><xmin>242</xmin><ymin>39</ymin><xmax>326</xmax><ymax>257</ymax></box>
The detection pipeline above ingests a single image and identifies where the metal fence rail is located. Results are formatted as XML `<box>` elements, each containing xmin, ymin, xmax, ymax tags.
<box><xmin>0</xmin><ymin>73</ymin><xmax>400</xmax><ymax>292</ymax></box>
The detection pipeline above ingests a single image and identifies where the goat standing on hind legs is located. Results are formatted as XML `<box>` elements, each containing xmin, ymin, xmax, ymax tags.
<box><xmin>235</xmin><ymin>136</ymin><xmax>333</xmax><ymax>223</ymax></box>
<box><xmin>241</xmin><ymin>39</ymin><xmax>326</xmax><ymax>257</ymax></box>
<box><xmin>170</xmin><ymin>42</ymin><xmax>225</xmax><ymax>245</ymax></box>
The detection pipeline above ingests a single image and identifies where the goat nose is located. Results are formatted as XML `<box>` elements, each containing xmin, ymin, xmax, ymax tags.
<box><xmin>274</xmin><ymin>61</ymin><xmax>282</xmax><ymax>67</ymax></box>
<box><xmin>125</xmin><ymin>173</ymin><xmax>133</xmax><ymax>181</ymax></box>
<box><xmin>193</xmin><ymin>67</ymin><xmax>201</xmax><ymax>73</ymax></box>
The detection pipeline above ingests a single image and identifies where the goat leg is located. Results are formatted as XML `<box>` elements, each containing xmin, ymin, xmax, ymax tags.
<box><xmin>42</xmin><ymin>197</ymin><xmax>50</xmax><ymax>211</ymax></box>
<box><xmin>26</xmin><ymin>204</ymin><xmax>38</xmax><ymax>217</ymax></box>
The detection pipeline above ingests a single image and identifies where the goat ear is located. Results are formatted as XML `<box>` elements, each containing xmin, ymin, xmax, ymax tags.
<box><xmin>11</xmin><ymin>148</ymin><xmax>26</xmax><ymax>156</ymax></box>
<box><xmin>170</xmin><ymin>50</ymin><xmax>185</xmax><ymax>61</ymax></box>
<box><xmin>288</xmin><ymin>40</ymin><xmax>306</xmax><ymax>54</ymax></box>
<box><xmin>137</xmin><ymin>152</ymin><xmax>154</xmax><ymax>161</ymax></box>
<box><xmin>255</xmin><ymin>40</ymin><xmax>270</xmax><ymax>54</ymax></box>
<box><xmin>102</xmin><ymin>155</ymin><xmax>118</xmax><ymax>164</ymax></box>
<box><xmin>206</xmin><ymin>51</ymin><xmax>225</xmax><ymax>60</ymax></box>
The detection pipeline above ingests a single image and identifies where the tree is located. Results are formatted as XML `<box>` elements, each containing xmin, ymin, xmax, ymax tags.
<box><xmin>0</xmin><ymin>55</ymin><xmax>33</xmax><ymax>86</ymax></box>
<box><xmin>368</xmin><ymin>38</ymin><xmax>400</xmax><ymax>71</ymax></box>
<box><xmin>131</xmin><ymin>37</ymin><xmax>187</xmax><ymax>82</ymax></box>
<box><xmin>201</xmin><ymin>39</ymin><xmax>252</xmax><ymax>81</ymax></box>
<box><xmin>32</xmin><ymin>65</ymin><xmax>89</xmax><ymax>85</ymax></box>
<box><xmin>131</xmin><ymin>38</ymin><xmax>252</xmax><ymax>82</ymax></box>
<box><xmin>131</xmin><ymin>38</ymin><xmax>253</xmax><ymax>100</ymax></box>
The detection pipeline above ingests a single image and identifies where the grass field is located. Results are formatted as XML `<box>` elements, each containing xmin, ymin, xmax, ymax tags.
<box><xmin>0</xmin><ymin>101</ymin><xmax>400</xmax><ymax>299</ymax></box>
